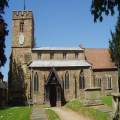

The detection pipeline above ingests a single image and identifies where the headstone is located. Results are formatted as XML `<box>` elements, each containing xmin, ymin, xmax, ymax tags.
<box><xmin>84</xmin><ymin>87</ymin><xmax>103</xmax><ymax>106</ymax></box>
<box><xmin>28</xmin><ymin>98</ymin><xmax>33</xmax><ymax>106</ymax></box>
<box><xmin>111</xmin><ymin>93</ymin><xmax>120</xmax><ymax>120</ymax></box>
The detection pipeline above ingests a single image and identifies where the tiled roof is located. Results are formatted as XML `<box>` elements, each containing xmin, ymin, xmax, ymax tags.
<box><xmin>29</xmin><ymin>60</ymin><xmax>91</xmax><ymax>67</ymax></box>
<box><xmin>32</xmin><ymin>47</ymin><xmax>83</xmax><ymax>51</ymax></box>
<box><xmin>85</xmin><ymin>48</ymin><xmax>116</xmax><ymax>69</ymax></box>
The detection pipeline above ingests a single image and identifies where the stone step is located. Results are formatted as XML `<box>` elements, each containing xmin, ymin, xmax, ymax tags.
<box><xmin>97</xmin><ymin>107</ymin><xmax>112</xmax><ymax>112</ymax></box>
<box><xmin>91</xmin><ymin>105</ymin><xmax>112</xmax><ymax>114</ymax></box>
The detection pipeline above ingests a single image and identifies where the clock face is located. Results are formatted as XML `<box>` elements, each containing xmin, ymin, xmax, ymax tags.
<box><xmin>19</xmin><ymin>33</ymin><xmax>24</xmax><ymax>45</ymax></box>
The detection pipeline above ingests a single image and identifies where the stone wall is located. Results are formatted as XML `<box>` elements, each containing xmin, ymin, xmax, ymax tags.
<box><xmin>32</xmin><ymin>50</ymin><xmax>85</xmax><ymax>60</ymax></box>
<box><xmin>30</xmin><ymin>67</ymin><xmax>91</xmax><ymax>104</ymax></box>
<box><xmin>93</xmin><ymin>69</ymin><xmax>118</xmax><ymax>95</ymax></box>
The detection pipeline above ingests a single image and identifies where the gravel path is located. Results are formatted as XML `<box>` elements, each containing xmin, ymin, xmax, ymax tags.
<box><xmin>52</xmin><ymin>107</ymin><xmax>92</xmax><ymax>120</ymax></box>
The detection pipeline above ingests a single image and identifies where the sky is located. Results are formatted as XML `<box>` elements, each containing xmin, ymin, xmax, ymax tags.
<box><xmin>1</xmin><ymin>0</ymin><xmax>118</xmax><ymax>81</ymax></box>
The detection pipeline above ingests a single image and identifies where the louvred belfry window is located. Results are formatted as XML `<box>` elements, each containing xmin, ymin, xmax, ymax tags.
<box><xmin>20</xmin><ymin>20</ymin><xmax>24</xmax><ymax>32</ymax></box>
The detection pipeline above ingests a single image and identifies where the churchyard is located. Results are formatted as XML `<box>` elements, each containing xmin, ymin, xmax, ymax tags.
<box><xmin>0</xmin><ymin>96</ymin><xmax>112</xmax><ymax>120</ymax></box>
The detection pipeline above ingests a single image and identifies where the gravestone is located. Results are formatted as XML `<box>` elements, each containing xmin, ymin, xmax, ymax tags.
<box><xmin>84</xmin><ymin>87</ymin><xmax>103</xmax><ymax>106</ymax></box>
<box><xmin>112</xmin><ymin>93</ymin><xmax>120</xmax><ymax>120</ymax></box>
<box><xmin>28</xmin><ymin>98</ymin><xmax>33</xmax><ymax>106</ymax></box>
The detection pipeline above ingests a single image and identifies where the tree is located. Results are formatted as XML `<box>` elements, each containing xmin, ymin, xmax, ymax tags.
<box><xmin>91</xmin><ymin>0</ymin><xmax>120</xmax><ymax>22</ymax></box>
<box><xmin>109</xmin><ymin>16</ymin><xmax>120</xmax><ymax>91</ymax></box>
<box><xmin>0</xmin><ymin>0</ymin><xmax>9</xmax><ymax>74</ymax></box>
<box><xmin>8</xmin><ymin>58</ymin><xmax>27</xmax><ymax>105</ymax></box>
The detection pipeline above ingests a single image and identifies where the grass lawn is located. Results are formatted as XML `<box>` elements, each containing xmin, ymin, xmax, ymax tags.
<box><xmin>46</xmin><ymin>108</ymin><xmax>60</xmax><ymax>120</ymax></box>
<box><xmin>66</xmin><ymin>99</ymin><xmax>109</xmax><ymax>120</ymax></box>
<box><xmin>100</xmin><ymin>96</ymin><xmax>112</xmax><ymax>107</ymax></box>
<box><xmin>0</xmin><ymin>106</ymin><xmax>32</xmax><ymax>120</ymax></box>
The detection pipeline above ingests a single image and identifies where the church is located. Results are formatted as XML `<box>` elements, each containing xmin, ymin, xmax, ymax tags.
<box><xmin>8</xmin><ymin>10</ymin><xmax>118</xmax><ymax>106</ymax></box>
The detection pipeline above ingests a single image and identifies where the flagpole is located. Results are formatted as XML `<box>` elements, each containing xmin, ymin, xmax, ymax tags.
<box><xmin>24</xmin><ymin>0</ymin><xmax>25</xmax><ymax>10</ymax></box>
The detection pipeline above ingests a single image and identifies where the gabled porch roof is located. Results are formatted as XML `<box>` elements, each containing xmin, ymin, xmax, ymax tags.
<box><xmin>45</xmin><ymin>67</ymin><xmax>61</xmax><ymax>85</ymax></box>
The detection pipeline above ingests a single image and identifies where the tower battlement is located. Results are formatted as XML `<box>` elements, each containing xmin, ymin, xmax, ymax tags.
<box><xmin>13</xmin><ymin>11</ymin><xmax>32</xmax><ymax>19</ymax></box>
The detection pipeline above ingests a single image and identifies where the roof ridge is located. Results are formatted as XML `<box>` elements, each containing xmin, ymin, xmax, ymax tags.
<box><xmin>85</xmin><ymin>48</ymin><xmax>108</xmax><ymax>50</ymax></box>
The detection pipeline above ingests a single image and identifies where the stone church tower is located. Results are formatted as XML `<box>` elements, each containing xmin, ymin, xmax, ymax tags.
<box><xmin>8</xmin><ymin>11</ymin><xmax>34</xmax><ymax>105</ymax></box>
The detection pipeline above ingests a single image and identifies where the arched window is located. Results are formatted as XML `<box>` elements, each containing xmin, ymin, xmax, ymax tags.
<box><xmin>79</xmin><ymin>75</ymin><xmax>85</xmax><ymax>89</ymax></box>
<box><xmin>79</xmin><ymin>69</ymin><xmax>85</xmax><ymax>89</ymax></box>
<box><xmin>65</xmin><ymin>71</ymin><xmax>69</xmax><ymax>89</ymax></box>
<box><xmin>34</xmin><ymin>72</ymin><xmax>39</xmax><ymax>92</ymax></box>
